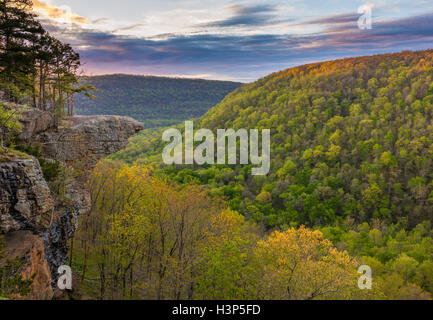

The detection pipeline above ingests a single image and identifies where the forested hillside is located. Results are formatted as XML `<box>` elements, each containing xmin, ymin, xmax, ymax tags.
<box><xmin>74</xmin><ymin>75</ymin><xmax>242</xmax><ymax>128</ymax></box>
<box><xmin>107</xmin><ymin>51</ymin><xmax>433</xmax><ymax>299</ymax></box>
<box><xmin>117</xmin><ymin>50</ymin><xmax>433</xmax><ymax>228</ymax></box>
<box><xmin>198</xmin><ymin>50</ymin><xmax>433</xmax><ymax>228</ymax></box>
<box><xmin>73</xmin><ymin>160</ymin><xmax>433</xmax><ymax>300</ymax></box>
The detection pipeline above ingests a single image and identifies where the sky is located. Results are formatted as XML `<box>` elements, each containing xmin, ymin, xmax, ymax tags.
<box><xmin>32</xmin><ymin>0</ymin><xmax>433</xmax><ymax>82</ymax></box>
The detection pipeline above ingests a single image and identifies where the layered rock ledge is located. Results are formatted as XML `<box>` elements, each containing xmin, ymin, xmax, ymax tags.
<box><xmin>33</xmin><ymin>115</ymin><xmax>144</xmax><ymax>213</ymax></box>
<box><xmin>34</xmin><ymin>115</ymin><xmax>144</xmax><ymax>169</ymax></box>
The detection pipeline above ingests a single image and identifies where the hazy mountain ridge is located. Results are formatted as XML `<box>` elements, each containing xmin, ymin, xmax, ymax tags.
<box><xmin>75</xmin><ymin>74</ymin><xmax>243</xmax><ymax>128</ymax></box>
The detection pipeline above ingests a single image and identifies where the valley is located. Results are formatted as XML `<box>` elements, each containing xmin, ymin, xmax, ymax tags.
<box><xmin>1</xmin><ymin>0</ymin><xmax>432</xmax><ymax>301</ymax></box>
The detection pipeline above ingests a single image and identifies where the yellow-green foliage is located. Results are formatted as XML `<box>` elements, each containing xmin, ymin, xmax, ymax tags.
<box><xmin>0</xmin><ymin>102</ymin><xmax>22</xmax><ymax>152</ymax></box>
<box><xmin>72</xmin><ymin>161</ymin><xmax>392</xmax><ymax>300</ymax></box>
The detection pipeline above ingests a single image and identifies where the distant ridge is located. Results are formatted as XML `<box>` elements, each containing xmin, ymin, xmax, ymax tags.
<box><xmin>74</xmin><ymin>74</ymin><xmax>243</xmax><ymax>128</ymax></box>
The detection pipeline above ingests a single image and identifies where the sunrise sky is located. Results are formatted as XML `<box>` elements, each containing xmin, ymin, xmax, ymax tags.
<box><xmin>32</xmin><ymin>0</ymin><xmax>433</xmax><ymax>82</ymax></box>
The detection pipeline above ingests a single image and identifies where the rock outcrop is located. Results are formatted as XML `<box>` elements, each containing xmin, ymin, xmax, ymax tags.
<box><xmin>0</xmin><ymin>109</ymin><xmax>143</xmax><ymax>300</ymax></box>
<box><xmin>34</xmin><ymin>115</ymin><xmax>144</xmax><ymax>213</ymax></box>
<box><xmin>35</xmin><ymin>115</ymin><xmax>143</xmax><ymax>167</ymax></box>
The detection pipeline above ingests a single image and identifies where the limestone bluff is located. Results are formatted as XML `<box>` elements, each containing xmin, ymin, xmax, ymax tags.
<box><xmin>0</xmin><ymin>107</ymin><xmax>143</xmax><ymax>299</ymax></box>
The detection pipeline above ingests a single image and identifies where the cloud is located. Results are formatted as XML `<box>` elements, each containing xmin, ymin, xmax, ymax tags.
<box><xmin>317</xmin><ymin>12</ymin><xmax>433</xmax><ymax>46</ymax></box>
<box><xmin>304</xmin><ymin>13</ymin><xmax>360</xmax><ymax>26</ymax></box>
<box><xmin>40</xmin><ymin>10</ymin><xmax>433</xmax><ymax>82</ymax></box>
<box><xmin>32</xmin><ymin>0</ymin><xmax>88</xmax><ymax>24</ymax></box>
<box><xmin>91</xmin><ymin>18</ymin><xmax>110</xmax><ymax>25</ymax></box>
<box><xmin>201</xmin><ymin>4</ymin><xmax>288</xmax><ymax>28</ymax></box>
<box><xmin>113</xmin><ymin>24</ymin><xmax>147</xmax><ymax>33</ymax></box>
<box><xmin>228</xmin><ymin>4</ymin><xmax>275</xmax><ymax>15</ymax></box>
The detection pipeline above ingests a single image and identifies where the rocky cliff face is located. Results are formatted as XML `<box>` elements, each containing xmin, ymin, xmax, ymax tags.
<box><xmin>0</xmin><ymin>109</ymin><xmax>143</xmax><ymax>299</ymax></box>
<box><xmin>0</xmin><ymin>158</ymin><xmax>54</xmax><ymax>233</ymax></box>
<box><xmin>0</xmin><ymin>157</ymin><xmax>55</xmax><ymax>299</ymax></box>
